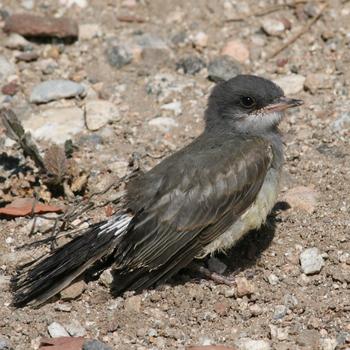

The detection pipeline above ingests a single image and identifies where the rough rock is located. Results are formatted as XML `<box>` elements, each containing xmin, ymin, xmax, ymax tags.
<box><xmin>99</xmin><ymin>268</ymin><xmax>114</xmax><ymax>287</ymax></box>
<box><xmin>300</xmin><ymin>247</ymin><xmax>325</xmax><ymax>275</ymax></box>
<box><xmin>85</xmin><ymin>100</ymin><xmax>120</xmax><ymax>131</ymax></box>
<box><xmin>4</xmin><ymin>13</ymin><xmax>79</xmax><ymax>40</ymax></box>
<box><xmin>47</xmin><ymin>322</ymin><xmax>70</xmax><ymax>337</ymax></box>
<box><xmin>267</xmin><ymin>273</ymin><xmax>279</xmax><ymax>285</ymax></box>
<box><xmin>261</xmin><ymin>18</ymin><xmax>286</xmax><ymax>36</ymax></box>
<box><xmin>273</xmin><ymin>305</ymin><xmax>288</xmax><ymax>320</ymax></box>
<box><xmin>273</xmin><ymin>74</ymin><xmax>306</xmax><ymax>95</ymax></box>
<box><xmin>60</xmin><ymin>280</ymin><xmax>86</xmax><ymax>300</ymax></box>
<box><xmin>30</xmin><ymin>79</ymin><xmax>85</xmax><ymax>104</ymax></box>
<box><xmin>105</xmin><ymin>45</ymin><xmax>133</xmax><ymax>69</ymax></box>
<box><xmin>235</xmin><ymin>338</ymin><xmax>271</xmax><ymax>350</ymax></box>
<box><xmin>124</xmin><ymin>295</ymin><xmax>142</xmax><ymax>313</ymax></box>
<box><xmin>176</xmin><ymin>56</ymin><xmax>206</xmax><ymax>75</ymax></box>
<box><xmin>221</xmin><ymin>39</ymin><xmax>250</xmax><ymax>63</ymax></box>
<box><xmin>65</xmin><ymin>319</ymin><xmax>86</xmax><ymax>337</ymax></box>
<box><xmin>0</xmin><ymin>56</ymin><xmax>16</xmax><ymax>81</ymax></box>
<box><xmin>283</xmin><ymin>186</ymin><xmax>318</xmax><ymax>213</ymax></box>
<box><xmin>235</xmin><ymin>277</ymin><xmax>255</xmax><ymax>297</ymax></box>
<box><xmin>208</xmin><ymin>56</ymin><xmax>241</xmax><ymax>82</ymax></box>
<box><xmin>23</xmin><ymin>106</ymin><xmax>85</xmax><ymax>144</ymax></box>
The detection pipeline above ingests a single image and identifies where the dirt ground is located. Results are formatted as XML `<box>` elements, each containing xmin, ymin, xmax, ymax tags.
<box><xmin>0</xmin><ymin>0</ymin><xmax>349</xmax><ymax>349</ymax></box>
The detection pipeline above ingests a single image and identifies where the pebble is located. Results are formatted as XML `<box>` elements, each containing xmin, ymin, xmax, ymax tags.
<box><xmin>4</xmin><ymin>13</ymin><xmax>79</xmax><ymax>40</ymax></box>
<box><xmin>0</xmin><ymin>55</ymin><xmax>16</xmax><ymax>81</ymax></box>
<box><xmin>235</xmin><ymin>338</ymin><xmax>271</xmax><ymax>350</ymax></box>
<box><xmin>176</xmin><ymin>56</ymin><xmax>206</xmax><ymax>75</ymax></box>
<box><xmin>261</xmin><ymin>18</ymin><xmax>286</xmax><ymax>36</ymax></box>
<box><xmin>99</xmin><ymin>268</ymin><xmax>114</xmax><ymax>287</ymax></box>
<box><xmin>15</xmin><ymin>51</ymin><xmax>39</xmax><ymax>62</ymax></box>
<box><xmin>273</xmin><ymin>74</ymin><xmax>306</xmax><ymax>95</ymax></box>
<box><xmin>2</xmin><ymin>81</ymin><xmax>19</xmax><ymax>96</ymax></box>
<box><xmin>267</xmin><ymin>273</ymin><xmax>279</xmax><ymax>285</ymax></box>
<box><xmin>124</xmin><ymin>295</ymin><xmax>142</xmax><ymax>313</ymax></box>
<box><xmin>0</xmin><ymin>338</ymin><xmax>10</xmax><ymax>350</ymax></box>
<box><xmin>60</xmin><ymin>280</ymin><xmax>86</xmax><ymax>300</ymax></box>
<box><xmin>65</xmin><ymin>319</ymin><xmax>86</xmax><ymax>337</ymax></box>
<box><xmin>213</xmin><ymin>301</ymin><xmax>229</xmax><ymax>316</ymax></box>
<box><xmin>105</xmin><ymin>45</ymin><xmax>133</xmax><ymax>69</ymax></box>
<box><xmin>192</xmin><ymin>31</ymin><xmax>208</xmax><ymax>48</ymax></box>
<box><xmin>30</xmin><ymin>80</ymin><xmax>85</xmax><ymax>104</ymax></box>
<box><xmin>208</xmin><ymin>56</ymin><xmax>241</xmax><ymax>82</ymax></box>
<box><xmin>208</xmin><ymin>257</ymin><xmax>227</xmax><ymax>274</ymax></box>
<box><xmin>149</xmin><ymin>116</ymin><xmax>178</xmax><ymax>131</ymax></box>
<box><xmin>79</xmin><ymin>23</ymin><xmax>102</xmax><ymax>40</ymax></box>
<box><xmin>23</xmin><ymin>106</ymin><xmax>85</xmax><ymax>144</ymax></box>
<box><xmin>221</xmin><ymin>39</ymin><xmax>250</xmax><ymax>63</ymax></box>
<box><xmin>161</xmin><ymin>101</ymin><xmax>182</xmax><ymax>116</ymax></box>
<box><xmin>4</xmin><ymin>33</ymin><xmax>31</xmax><ymax>50</ymax></box>
<box><xmin>269</xmin><ymin>325</ymin><xmax>289</xmax><ymax>341</ymax></box>
<box><xmin>47</xmin><ymin>321</ymin><xmax>70</xmax><ymax>337</ymax></box>
<box><xmin>83</xmin><ymin>339</ymin><xmax>113</xmax><ymax>350</ymax></box>
<box><xmin>304</xmin><ymin>73</ymin><xmax>331</xmax><ymax>93</ymax></box>
<box><xmin>235</xmin><ymin>277</ymin><xmax>255</xmax><ymax>297</ymax></box>
<box><xmin>300</xmin><ymin>247</ymin><xmax>325</xmax><ymax>275</ymax></box>
<box><xmin>249</xmin><ymin>304</ymin><xmax>263</xmax><ymax>316</ymax></box>
<box><xmin>273</xmin><ymin>304</ymin><xmax>288</xmax><ymax>320</ymax></box>
<box><xmin>85</xmin><ymin>100</ymin><xmax>120</xmax><ymax>131</ymax></box>
<box><xmin>331</xmin><ymin>112</ymin><xmax>350</xmax><ymax>132</ymax></box>
<box><xmin>283</xmin><ymin>186</ymin><xmax>318</xmax><ymax>213</ymax></box>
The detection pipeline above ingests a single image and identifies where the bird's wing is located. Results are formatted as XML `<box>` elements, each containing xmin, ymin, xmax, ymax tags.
<box><xmin>114</xmin><ymin>135</ymin><xmax>272</xmax><ymax>292</ymax></box>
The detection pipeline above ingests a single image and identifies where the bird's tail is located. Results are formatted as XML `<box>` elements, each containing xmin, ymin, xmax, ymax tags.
<box><xmin>12</xmin><ymin>212</ymin><xmax>132</xmax><ymax>307</ymax></box>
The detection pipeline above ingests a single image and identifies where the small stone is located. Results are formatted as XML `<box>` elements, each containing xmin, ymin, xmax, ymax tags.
<box><xmin>304</xmin><ymin>73</ymin><xmax>331</xmax><ymax>94</ymax></box>
<box><xmin>192</xmin><ymin>31</ymin><xmax>208</xmax><ymax>48</ymax></box>
<box><xmin>105</xmin><ymin>45</ymin><xmax>132</xmax><ymax>69</ymax></box>
<box><xmin>261</xmin><ymin>18</ymin><xmax>286</xmax><ymax>36</ymax></box>
<box><xmin>300</xmin><ymin>247</ymin><xmax>325</xmax><ymax>275</ymax></box>
<box><xmin>0</xmin><ymin>56</ymin><xmax>16</xmax><ymax>81</ymax></box>
<box><xmin>267</xmin><ymin>273</ymin><xmax>279</xmax><ymax>285</ymax></box>
<box><xmin>161</xmin><ymin>101</ymin><xmax>182</xmax><ymax>116</ymax></box>
<box><xmin>283</xmin><ymin>186</ymin><xmax>318</xmax><ymax>213</ymax></box>
<box><xmin>283</xmin><ymin>294</ymin><xmax>298</xmax><ymax>309</ymax></box>
<box><xmin>47</xmin><ymin>322</ymin><xmax>70</xmax><ymax>337</ymax></box>
<box><xmin>296</xmin><ymin>330</ymin><xmax>320</xmax><ymax>348</ymax></box>
<box><xmin>176</xmin><ymin>56</ymin><xmax>206</xmax><ymax>75</ymax></box>
<box><xmin>273</xmin><ymin>74</ymin><xmax>306</xmax><ymax>95</ymax></box>
<box><xmin>224</xmin><ymin>287</ymin><xmax>235</xmax><ymax>298</ymax></box>
<box><xmin>124</xmin><ymin>295</ymin><xmax>142</xmax><ymax>313</ymax></box>
<box><xmin>54</xmin><ymin>303</ymin><xmax>72</xmax><ymax>312</ymax></box>
<box><xmin>99</xmin><ymin>268</ymin><xmax>114</xmax><ymax>287</ymax></box>
<box><xmin>79</xmin><ymin>24</ymin><xmax>102</xmax><ymax>40</ymax></box>
<box><xmin>221</xmin><ymin>39</ymin><xmax>250</xmax><ymax>64</ymax></box>
<box><xmin>149</xmin><ymin>116</ymin><xmax>178</xmax><ymax>131</ymax></box>
<box><xmin>320</xmin><ymin>338</ymin><xmax>337</xmax><ymax>350</ymax></box>
<box><xmin>273</xmin><ymin>304</ymin><xmax>288</xmax><ymax>320</ymax></box>
<box><xmin>0</xmin><ymin>338</ymin><xmax>11</xmax><ymax>350</ymax></box>
<box><xmin>235</xmin><ymin>338</ymin><xmax>271</xmax><ymax>350</ymax></box>
<box><xmin>30</xmin><ymin>79</ymin><xmax>85</xmax><ymax>104</ymax></box>
<box><xmin>331</xmin><ymin>112</ymin><xmax>350</xmax><ymax>132</ymax></box>
<box><xmin>85</xmin><ymin>100</ymin><xmax>120</xmax><ymax>131</ymax></box>
<box><xmin>1</xmin><ymin>81</ymin><xmax>19</xmax><ymax>96</ymax></box>
<box><xmin>4</xmin><ymin>14</ymin><xmax>78</xmax><ymax>40</ymax></box>
<box><xmin>269</xmin><ymin>325</ymin><xmax>289</xmax><ymax>341</ymax></box>
<box><xmin>65</xmin><ymin>319</ymin><xmax>86</xmax><ymax>337</ymax></box>
<box><xmin>235</xmin><ymin>277</ymin><xmax>255</xmax><ymax>297</ymax></box>
<box><xmin>15</xmin><ymin>51</ymin><xmax>39</xmax><ymax>62</ymax></box>
<box><xmin>83</xmin><ymin>339</ymin><xmax>113</xmax><ymax>350</ymax></box>
<box><xmin>23</xmin><ymin>106</ymin><xmax>84</xmax><ymax>144</ymax></box>
<box><xmin>60</xmin><ymin>280</ymin><xmax>86</xmax><ymax>300</ymax></box>
<box><xmin>214</xmin><ymin>301</ymin><xmax>229</xmax><ymax>316</ymax></box>
<box><xmin>208</xmin><ymin>257</ymin><xmax>227</xmax><ymax>274</ymax></box>
<box><xmin>4</xmin><ymin>33</ymin><xmax>31</xmax><ymax>50</ymax></box>
<box><xmin>249</xmin><ymin>304</ymin><xmax>263</xmax><ymax>316</ymax></box>
<box><xmin>208</xmin><ymin>56</ymin><xmax>241</xmax><ymax>82</ymax></box>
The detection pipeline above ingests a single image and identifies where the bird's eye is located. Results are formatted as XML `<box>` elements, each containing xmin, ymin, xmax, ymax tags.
<box><xmin>240</xmin><ymin>96</ymin><xmax>256</xmax><ymax>108</ymax></box>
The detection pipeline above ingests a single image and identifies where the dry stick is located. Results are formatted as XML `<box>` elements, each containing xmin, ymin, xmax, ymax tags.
<box><xmin>266</xmin><ymin>2</ymin><xmax>328</xmax><ymax>59</ymax></box>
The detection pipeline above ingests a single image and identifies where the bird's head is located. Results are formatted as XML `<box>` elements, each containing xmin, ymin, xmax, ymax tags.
<box><xmin>205</xmin><ymin>75</ymin><xmax>303</xmax><ymax>134</ymax></box>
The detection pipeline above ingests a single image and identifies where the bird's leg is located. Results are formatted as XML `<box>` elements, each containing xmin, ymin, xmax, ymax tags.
<box><xmin>188</xmin><ymin>262</ymin><xmax>236</xmax><ymax>286</ymax></box>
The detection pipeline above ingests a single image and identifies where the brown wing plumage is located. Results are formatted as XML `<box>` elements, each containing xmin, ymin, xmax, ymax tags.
<box><xmin>113</xmin><ymin>133</ymin><xmax>272</xmax><ymax>293</ymax></box>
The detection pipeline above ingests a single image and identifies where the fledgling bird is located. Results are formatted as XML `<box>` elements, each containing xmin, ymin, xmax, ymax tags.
<box><xmin>12</xmin><ymin>75</ymin><xmax>303</xmax><ymax>307</ymax></box>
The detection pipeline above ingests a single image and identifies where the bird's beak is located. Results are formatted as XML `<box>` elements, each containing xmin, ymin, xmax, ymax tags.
<box><xmin>265</xmin><ymin>97</ymin><xmax>304</xmax><ymax>112</ymax></box>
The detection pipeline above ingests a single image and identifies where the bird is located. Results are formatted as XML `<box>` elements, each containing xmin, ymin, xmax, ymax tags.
<box><xmin>12</xmin><ymin>74</ymin><xmax>303</xmax><ymax>307</ymax></box>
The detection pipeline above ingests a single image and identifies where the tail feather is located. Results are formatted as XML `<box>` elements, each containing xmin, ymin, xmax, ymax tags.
<box><xmin>12</xmin><ymin>212</ymin><xmax>132</xmax><ymax>307</ymax></box>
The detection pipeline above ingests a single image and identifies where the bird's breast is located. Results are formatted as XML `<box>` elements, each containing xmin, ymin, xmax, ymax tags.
<box><xmin>200</xmin><ymin>167</ymin><xmax>281</xmax><ymax>256</ymax></box>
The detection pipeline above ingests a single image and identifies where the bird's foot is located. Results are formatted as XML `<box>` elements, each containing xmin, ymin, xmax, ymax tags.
<box><xmin>188</xmin><ymin>262</ymin><xmax>235</xmax><ymax>286</ymax></box>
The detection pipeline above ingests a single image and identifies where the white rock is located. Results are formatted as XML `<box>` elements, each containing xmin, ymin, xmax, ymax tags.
<box><xmin>274</xmin><ymin>74</ymin><xmax>306</xmax><ymax>95</ymax></box>
<box><xmin>300</xmin><ymin>247</ymin><xmax>325</xmax><ymax>275</ymax></box>
<box><xmin>79</xmin><ymin>24</ymin><xmax>102</xmax><ymax>40</ymax></box>
<box><xmin>0</xmin><ymin>56</ymin><xmax>16</xmax><ymax>81</ymax></box>
<box><xmin>161</xmin><ymin>101</ymin><xmax>182</xmax><ymax>116</ymax></box>
<box><xmin>236</xmin><ymin>338</ymin><xmax>271</xmax><ymax>350</ymax></box>
<box><xmin>261</xmin><ymin>18</ymin><xmax>285</xmax><ymax>36</ymax></box>
<box><xmin>47</xmin><ymin>322</ymin><xmax>69</xmax><ymax>338</ymax></box>
<box><xmin>65</xmin><ymin>319</ymin><xmax>86</xmax><ymax>337</ymax></box>
<box><xmin>4</xmin><ymin>33</ymin><xmax>31</xmax><ymax>50</ymax></box>
<box><xmin>59</xmin><ymin>0</ymin><xmax>87</xmax><ymax>7</ymax></box>
<box><xmin>267</xmin><ymin>273</ymin><xmax>279</xmax><ymax>285</ymax></box>
<box><xmin>148</xmin><ymin>116</ymin><xmax>178</xmax><ymax>131</ymax></box>
<box><xmin>23</xmin><ymin>107</ymin><xmax>85</xmax><ymax>144</ymax></box>
<box><xmin>320</xmin><ymin>338</ymin><xmax>337</xmax><ymax>350</ymax></box>
<box><xmin>30</xmin><ymin>80</ymin><xmax>85</xmax><ymax>104</ymax></box>
<box><xmin>192</xmin><ymin>31</ymin><xmax>208</xmax><ymax>48</ymax></box>
<box><xmin>85</xmin><ymin>100</ymin><xmax>120</xmax><ymax>131</ymax></box>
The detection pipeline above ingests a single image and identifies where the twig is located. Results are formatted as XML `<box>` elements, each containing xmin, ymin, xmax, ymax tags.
<box><xmin>266</xmin><ymin>2</ymin><xmax>328</xmax><ymax>59</ymax></box>
<box><xmin>225</xmin><ymin>0</ymin><xmax>308</xmax><ymax>22</ymax></box>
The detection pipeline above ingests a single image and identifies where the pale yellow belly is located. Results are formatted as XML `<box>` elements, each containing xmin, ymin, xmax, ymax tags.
<box><xmin>201</xmin><ymin>167</ymin><xmax>281</xmax><ymax>256</ymax></box>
